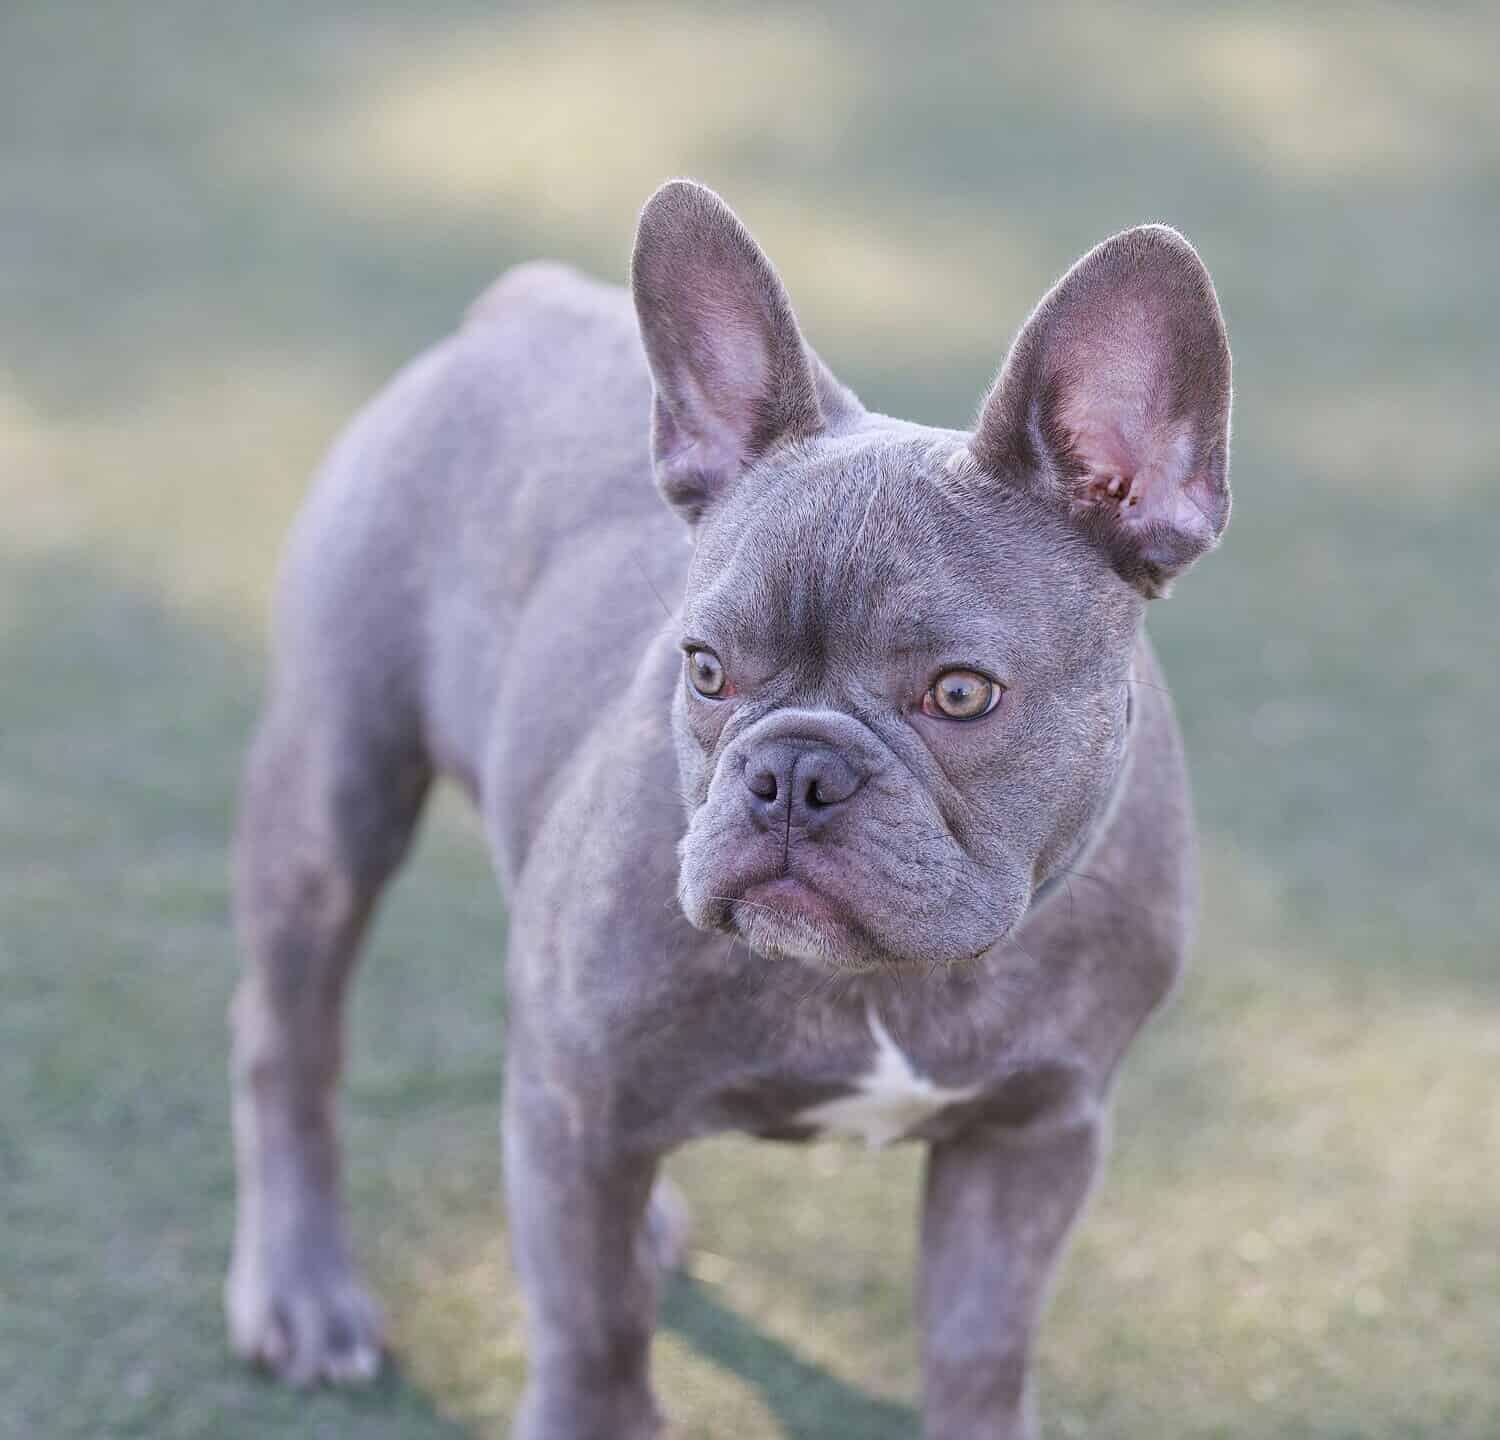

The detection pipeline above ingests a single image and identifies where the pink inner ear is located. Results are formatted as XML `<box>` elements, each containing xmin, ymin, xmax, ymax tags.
<box><xmin>1061</xmin><ymin>379</ymin><xmax>1217</xmax><ymax>546</ymax></box>
<box><xmin>968</xmin><ymin>224</ymin><xmax>1230</xmax><ymax>590</ymax></box>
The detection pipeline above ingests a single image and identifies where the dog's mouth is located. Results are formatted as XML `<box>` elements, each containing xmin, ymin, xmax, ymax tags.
<box><xmin>717</xmin><ymin>875</ymin><xmax>897</xmax><ymax>971</ymax></box>
<box><xmin>739</xmin><ymin>876</ymin><xmax>847</xmax><ymax>932</ymax></box>
<box><xmin>688</xmin><ymin>838</ymin><xmax>1018</xmax><ymax>971</ymax></box>
<box><xmin>717</xmin><ymin>870</ymin><xmax>948</xmax><ymax>972</ymax></box>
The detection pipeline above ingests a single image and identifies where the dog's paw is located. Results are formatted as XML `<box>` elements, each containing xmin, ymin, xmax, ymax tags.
<box><xmin>642</xmin><ymin>1176</ymin><xmax>693</xmax><ymax>1275</ymax></box>
<box><xmin>226</xmin><ymin>1248</ymin><xmax>385</xmax><ymax>1387</ymax></box>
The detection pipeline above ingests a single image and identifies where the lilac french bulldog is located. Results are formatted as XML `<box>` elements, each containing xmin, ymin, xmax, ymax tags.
<box><xmin>228</xmin><ymin>180</ymin><xmax>1231</xmax><ymax>1438</ymax></box>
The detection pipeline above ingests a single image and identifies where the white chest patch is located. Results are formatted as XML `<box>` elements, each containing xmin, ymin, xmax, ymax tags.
<box><xmin>796</xmin><ymin>1004</ymin><xmax>981</xmax><ymax>1148</ymax></box>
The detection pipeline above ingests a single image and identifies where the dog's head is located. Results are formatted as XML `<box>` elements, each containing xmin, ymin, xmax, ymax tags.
<box><xmin>632</xmin><ymin>181</ymin><xmax>1231</xmax><ymax>970</ymax></box>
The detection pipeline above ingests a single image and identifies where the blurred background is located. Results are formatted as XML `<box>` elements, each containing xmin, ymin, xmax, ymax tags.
<box><xmin>4</xmin><ymin>2</ymin><xmax>1497</xmax><ymax>1436</ymax></box>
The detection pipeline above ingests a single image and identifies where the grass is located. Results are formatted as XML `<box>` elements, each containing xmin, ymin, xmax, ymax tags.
<box><xmin>3</xmin><ymin>2</ymin><xmax>1497</xmax><ymax>1435</ymax></box>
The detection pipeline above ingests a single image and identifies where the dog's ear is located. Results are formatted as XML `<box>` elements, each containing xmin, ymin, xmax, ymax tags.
<box><xmin>970</xmin><ymin>225</ymin><xmax>1232</xmax><ymax>596</ymax></box>
<box><xmin>632</xmin><ymin>180</ymin><xmax>829</xmax><ymax>526</ymax></box>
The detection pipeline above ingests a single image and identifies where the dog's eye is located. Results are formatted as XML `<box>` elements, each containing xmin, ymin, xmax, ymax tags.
<box><xmin>686</xmin><ymin>648</ymin><xmax>727</xmax><ymax>698</ymax></box>
<box><xmin>924</xmin><ymin>668</ymin><xmax>1000</xmax><ymax>720</ymax></box>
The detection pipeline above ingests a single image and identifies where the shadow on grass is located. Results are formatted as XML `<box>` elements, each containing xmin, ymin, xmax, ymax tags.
<box><xmin>661</xmin><ymin>1275</ymin><xmax>917</xmax><ymax>1440</ymax></box>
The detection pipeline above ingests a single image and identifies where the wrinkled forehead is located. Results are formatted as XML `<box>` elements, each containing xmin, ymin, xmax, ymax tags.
<box><xmin>684</xmin><ymin>432</ymin><xmax>1136</xmax><ymax>679</ymax></box>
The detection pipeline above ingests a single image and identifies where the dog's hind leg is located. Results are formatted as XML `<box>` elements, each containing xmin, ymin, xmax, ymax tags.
<box><xmin>225</xmin><ymin>691</ymin><xmax>430</xmax><ymax>1386</ymax></box>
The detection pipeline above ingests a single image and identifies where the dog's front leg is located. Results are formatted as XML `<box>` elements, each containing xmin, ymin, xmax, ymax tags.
<box><xmin>502</xmin><ymin>1055</ymin><xmax>667</xmax><ymax>1440</ymax></box>
<box><xmin>918</xmin><ymin>1120</ymin><xmax>1103</xmax><ymax>1440</ymax></box>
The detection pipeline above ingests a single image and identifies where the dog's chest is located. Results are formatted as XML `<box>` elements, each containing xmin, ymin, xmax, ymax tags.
<box><xmin>793</xmin><ymin>1005</ymin><xmax>981</xmax><ymax>1148</ymax></box>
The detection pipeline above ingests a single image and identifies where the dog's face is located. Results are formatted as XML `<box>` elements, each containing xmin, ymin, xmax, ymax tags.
<box><xmin>670</xmin><ymin>439</ymin><xmax>1138</xmax><ymax>969</ymax></box>
<box><xmin>632</xmin><ymin>182</ymin><xmax>1231</xmax><ymax>970</ymax></box>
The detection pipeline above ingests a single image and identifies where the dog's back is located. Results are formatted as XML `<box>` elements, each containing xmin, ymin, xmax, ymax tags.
<box><xmin>266</xmin><ymin>262</ymin><xmax>677</xmax><ymax>819</ymax></box>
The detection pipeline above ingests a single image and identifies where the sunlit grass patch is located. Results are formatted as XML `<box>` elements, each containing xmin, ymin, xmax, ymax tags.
<box><xmin>252</xmin><ymin>7</ymin><xmax>862</xmax><ymax>223</ymax></box>
<box><xmin>1020</xmin><ymin>1</ymin><xmax>1499</xmax><ymax>183</ymax></box>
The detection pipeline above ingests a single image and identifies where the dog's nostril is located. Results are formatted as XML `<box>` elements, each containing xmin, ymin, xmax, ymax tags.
<box><xmin>746</xmin><ymin>769</ymin><xmax>778</xmax><ymax>802</ymax></box>
<box><xmin>803</xmin><ymin>756</ymin><xmax>860</xmax><ymax>808</ymax></box>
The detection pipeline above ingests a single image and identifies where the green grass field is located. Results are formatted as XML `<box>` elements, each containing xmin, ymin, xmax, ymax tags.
<box><xmin>4</xmin><ymin>3</ymin><xmax>1498</xmax><ymax>1435</ymax></box>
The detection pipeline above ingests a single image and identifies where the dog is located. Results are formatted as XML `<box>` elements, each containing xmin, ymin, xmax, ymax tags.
<box><xmin>226</xmin><ymin>179</ymin><xmax>1231</xmax><ymax>1438</ymax></box>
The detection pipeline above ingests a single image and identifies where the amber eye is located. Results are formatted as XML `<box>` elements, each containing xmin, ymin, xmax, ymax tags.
<box><xmin>924</xmin><ymin>668</ymin><xmax>1000</xmax><ymax>720</ymax></box>
<box><xmin>686</xmin><ymin>648</ymin><xmax>727</xmax><ymax>698</ymax></box>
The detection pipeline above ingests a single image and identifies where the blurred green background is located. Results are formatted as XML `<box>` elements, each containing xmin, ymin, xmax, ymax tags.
<box><xmin>4</xmin><ymin>3</ymin><xmax>1497</xmax><ymax>1436</ymax></box>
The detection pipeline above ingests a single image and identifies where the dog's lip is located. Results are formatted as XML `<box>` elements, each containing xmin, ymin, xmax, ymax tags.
<box><xmin>737</xmin><ymin>876</ymin><xmax>847</xmax><ymax>930</ymax></box>
<box><xmin>725</xmin><ymin>876</ymin><xmax>1010</xmax><ymax>970</ymax></box>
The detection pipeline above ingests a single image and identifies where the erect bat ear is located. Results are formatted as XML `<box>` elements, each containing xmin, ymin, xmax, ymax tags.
<box><xmin>970</xmin><ymin>225</ymin><xmax>1232</xmax><ymax>596</ymax></box>
<box><xmin>631</xmin><ymin>180</ymin><xmax>828</xmax><ymax>527</ymax></box>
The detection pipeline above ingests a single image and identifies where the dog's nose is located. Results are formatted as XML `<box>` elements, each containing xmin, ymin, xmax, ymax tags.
<box><xmin>743</xmin><ymin>741</ymin><xmax>864</xmax><ymax>822</ymax></box>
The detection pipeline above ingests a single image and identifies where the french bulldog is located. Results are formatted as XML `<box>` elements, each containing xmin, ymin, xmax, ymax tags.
<box><xmin>227</xmin><ymin>179</ymin><xmax>1231</xmax><ymax>1439</ymax></box>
